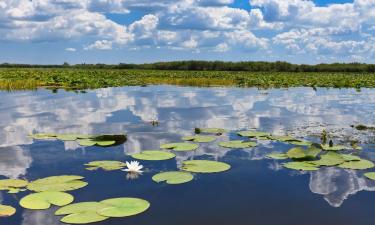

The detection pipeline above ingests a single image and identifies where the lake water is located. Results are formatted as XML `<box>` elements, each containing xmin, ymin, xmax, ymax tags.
<box><xmin>1</xmin><ymin>86</ymin><xmax>375</xmax><ymax>225</ymax></box>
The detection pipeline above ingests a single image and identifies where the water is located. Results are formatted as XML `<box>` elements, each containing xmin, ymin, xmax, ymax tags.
<box><xmin>1</xmin><ymin>86</ymin><xmax>375</xmax><ymax>225</ymax></box>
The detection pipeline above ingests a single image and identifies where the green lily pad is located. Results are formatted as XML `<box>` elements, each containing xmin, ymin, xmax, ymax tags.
<box><xmin>269</xmin><ymin>135</ymin><xmax>299</xmax><ymax>142</ymax></box>
<box><xmin>287</xmin><ymin>140</ymin><xmax>312</xmax><ymax>146</ymax></box>
<box><xmin>286</xmin><ymin>147</ymin><xmax>306</xmax><ymax>159</ymax></box>
<box><xmin>96</xmin><ymin>141</ymin><xmax>116</xmax><ymax>146</ymax></box>
<box><xmin>57</xmin><ymin>134</ymin><xmax>78</xmax><ymax>141</ymax></box>
<box><xmin>20</xmin><ymin>191</ymin><xmax>74</xmax><ymax>210</ymax></box>
<box><xmin>181</xmin><ymin>160</ymin><xmax>231</xmax><ymax>173</ymax></box>
<box><xmin>321</xmin><ymin>144</ymin><xmax>350</xmax><ymax>151</ymax></box>
<box><xmin>0</xmin><ymin>179</ymin><xmax>28</xmax><ymax>193</ymax></box>
<box><xmin>310</xmin><ymin>152</ymin><xmax>345</xmax><ymax>166</ymax></box>
<box><xmin>152</xmin><ymin>171</ymin><xmax>194</xmax><ymax>184</ymax></box>
<box><xmin>218</xmin><ymin>140</ymin><xmax>257</xmax><ymax>148</ymax></box>
<box><xmin>341</xmin><ymin>154</ymin><xmax>361</xmax><ymax>161</ymax></box>
<box><xmin>237</xmin><ymin>131</ymin><xmax>270</xmax><ymax>138</ymax></box>
<box><xmin>78</xmin><ymin>139</ymin><xmax>97</xmax><ymax>146</ymax></box>
<box><xmin>27</xmin><ymin>175</ymin><xmax>88</xmax><ymax>192</ymax></box>
<box><xmin>182</xmin><ymin>135</ymin><xmax>216</xmax><ymax>143</ymax></box>
<box><xmin>160</xmin><ymin>142</ymin><xmax>199</xmax><ymax>151</ymax></box>
<box><xmin>266</xmin><ymin>153</ymin><xmax>288</xmax><ymax>160</ymax></box>
<box><xmin>364</xmin><ymin>172</ymin><xmax>375</xmax><ymax>180</ymax></box>
<box><xmin>98</xmin><ymin>198</ymin><xmax>150</xmax><ymax>218</ymax></box>
<box><xmin>55</xmin><ymin>202</ymin><xmax>109</xmax><ymax>224</ymax></box>
<box><xmin>131</xmin><ymin>150</ymin><xmax>176</xmax><ymax>161</ymax></box>
<box><xmin>195</xmin><ymin>128</ymin><xmax>227</xmax><ymax>135</ymax></box>
<box><xmin>29</xmin><ymin>133</ymin><xmax>56</xmax><ymax>140</ymax></box>
<box><xmin>283</xmin><ymin>162</ymin><xmax>319</xmax><ymax>171</ymax></box>
<box><xmin>305</xmin><ymin>146</ymin><xmax>322</xmax><ymax>158</ymax></box>
<box><xmin>338</xmin><ymin>159</ymin><xmax>375</xmax><ymax>170</ymax></box>
<box><xmin>0</xmin><ymin>204</ymin><xmax>16</xmax><ymax>217</ymax></box>
<box><xmin>85</xmin><ymin>161</ymin><xmax>126</xmax><ymax>171</ymax></box>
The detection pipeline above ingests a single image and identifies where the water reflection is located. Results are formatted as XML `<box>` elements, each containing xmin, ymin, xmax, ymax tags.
<box><xmin>1</xmin><ymin>86</ymin><xmax>375</xmax><ymax>223</ymax></box>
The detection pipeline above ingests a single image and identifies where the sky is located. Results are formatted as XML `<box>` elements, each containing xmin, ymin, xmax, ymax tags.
<box><xmin>0</xmin><ymin>0</ymin><xmax>374</xmax><ymax>64</ymax></box>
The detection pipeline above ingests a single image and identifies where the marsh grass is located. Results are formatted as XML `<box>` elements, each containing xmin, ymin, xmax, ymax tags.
<box><xmin>0</xmin><ymin>68</ymin><xmax>374</xmax><ymax>90</ymax></box>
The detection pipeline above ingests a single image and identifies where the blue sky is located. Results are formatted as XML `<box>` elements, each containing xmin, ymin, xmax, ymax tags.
<box><xmin>0</xmin><ymin>0</ymin><xmax>374</xmax><ymax>64</ymax></box>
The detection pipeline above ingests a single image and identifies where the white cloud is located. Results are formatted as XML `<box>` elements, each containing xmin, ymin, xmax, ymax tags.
<box><xmin>65</xmin><ymin>47</ymin><xmax>76</xmax><ymax>52</ymax></box>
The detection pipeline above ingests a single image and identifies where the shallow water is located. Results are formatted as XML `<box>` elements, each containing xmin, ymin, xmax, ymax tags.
<box><xmin>1</xmin><ymin>86</ymin><xmax>375</xmax><ymax>225</ymax></box>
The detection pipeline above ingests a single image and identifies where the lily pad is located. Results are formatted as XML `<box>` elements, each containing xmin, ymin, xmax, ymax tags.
<box><xmin>57</xmin><ymin>134</ymin><xmax>78</xmax><ymax>141</ymax></box>
<box><xmin>55</xmin><ymin>202</ymin><xmax>109</xmax><ymax>224</ymax></box>
<box><xmin>269</xmin><ymin>135</ymin><xmax>299</xmax><ymax>142</ymax></box>
<box><xmin>237</xmin><ymin>131</ymin><xmax>270</xmax><ymax>138</ymax></box>
<box><xmin>195</xmin><ymin>128</ymin><xmax>227</xmax><ymax>135</ymax></box>
<box><xmin>266</xmin><ymin>153</ymin><xmax>288</xmax><ymax>160</ymax></box>
<box><xmin>286</xmin><ymin>147</ymin><xmax>306</xmax><ymax>159</ymax></box>
<box><xmin>20</xmin><ymin>191</ymin><xmax>74</xmax><ymax>210</ymax></box>
<box><xmin>28</xmin><ymin>133</ymin><xmax>56</xmax><ymax>140</ymax></box>
<box><xmin>98</xmin><ymin>198</ymin><xmax>150</xmax><ymax>218</ymax></box>
<box><xmin>287</xmin><ymin>140</ymin><xmax>312</xmax><ymax>146</ymax></box>
<box><xmin>338</xmin><ymin>159</ymin><xmax>375</xmax><ymax>170</ymax></box>
<box><xmin>310</xmin><ymin>152</ymin><xmax>345</xmax><ymax>166</ymax></box>
<box><xmin>78</xmin><ymin>139</ymin><xmax>97</xmax><ymax>146</ymax></box>
<box><xmin>0</xmin><ymin>204</ymin><xmax>16</xmax><ymax>217</ymax></box>
<box><xmin>321</xmin><ymin>144</ymin><xmax>350</xmax><ymax>151</ymax></box>
<box><xmin>218</xmin><ymin>140</ymin><xmax>257</xmax><ymax>148</ymax></box>
<box><xmin>27</xmin><ymin>175</ymin><xmax>88</xmax><ymax>192</ymax></box>
<box><xmin>0</xmin><ymin>179</ymin><xmax>28</xmax><ymax>193</ymax></box>
<box><xmin>131</xmin><ymin>150</ymin><xmax>176</xmax><ymax>161</ymax></box>
<box><xmin>364</xmin><ymin>172</ymin><xmax>375</xmax><ymax>180</ymax></box>
<box><xmin>181</xmin><ymin>160</ymin><xmax>231</xmax><ymax>173</ymax></box>
<box><xmin>152</xmin><ymin>171</ymin><xmax>194</xmax><ymax>184</ymax></box>
<box><xmin>85</xmin><ymin>161</ymin><xmax>126</xmax><ymax>171</ymax></box>
<box><xmin>160</xmin><ymin>142</ymin><xmax>199</xmax><ymax>151</ymax></box>
<box><xmin>283</xmin><ymin>162</ymin><xmax>319</xmax><ymax>171</ymax></box>
<box><xmin>341</xmin><ymin>154</ymin><xmax>361</xmax><ymax>161</ymax></box>
<box><xmin>182</xmin><ymin>135</ymin><xmax>216</xmax><ymax>143</ymax></box>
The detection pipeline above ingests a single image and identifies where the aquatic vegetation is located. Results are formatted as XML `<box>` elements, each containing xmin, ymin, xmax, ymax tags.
<box><xmin>85</xmin><ymin>161</ymin><xmax>126</xmax><ymax>171</ymax></box>
<box><xmin>160</xmin><ymin>142</ymin><xmax>199</xmax><ymax>151</ymax></box>
<box><xmin>152</xmin><ymin>171</ymin><xmax>194</xmax><ymax>184</ymax></box>
<box><xmin>195</xmin><ymin>128</ymin><xmax>227</xmax><ymax>135</ymax></box>
<box><xmin>182</xmin><ymin>160</ymin><xmax>231</xmax><ymax>173</ymax></box>
<box><xmin>338</xmin><ymin>159</ymin><xmax>375</xmax><ymax>170</ymax></box>
<box><xmin>237</xmin><ymin>130</ymin><xmax>270</xmax><ymax>138</ymax></box>
<box><xmin>286</xmin><ymin>147</ymin><xmax>307</xmax><ymax>159</ymax></box>
<box><xmin>20</xmin><ymin>191</ymin><xmax>74</xmax><ymax>210</ymax></box>
<box><xmin>0</xmin><ymin>179</ymin><xmax>28</xmax><ymax>193</ymax></box>
<box><xmin>0</xmin><ymin>204</ymin><xmax>16</xmax><ymax>217</ymax></box>
<box><xmin>321</xmin><ymin>144</ymin><xmax>350</xmax><ymax>151</ymax></box>
<box><xmin>310</xmin><ymin>152</ymin><xmax>346</xmax><ymax>166</ymax></box>
<box><xmin>364</xmin><ymin>172</ymin><xmax>375</xmax><ymax>180</ymax></box>
<box><xmin>283</xmin><ymin>162</ymin><xmax>319</xmax><ymax>171</ymax></box>
<box><xmin>97</xmin><ymin>198</ymin><xmax>150</xmax><ymax>218</ymax></box>
<box><xmin>55</xmin><ymin>202</ymin><xmax>109</xmax><ymax>224</ymax></box>
<box><xmin>131</xmin><ymin>150</ymin><xmax>176</xmax><ymax>161</ymax></box>
<box><xmin>218</xmin><ymin>140</ymin><xmax>257</xmax><ymax>148</ymax></box>
<box><xmin>123</xmin><ymin>161</ymin><xmax>143</xmax><ymax>173</ymax></box>
<box><xmin>27</xmin><ymin>175</ymin><xmax>88</xmax><ymax>192</ymax></box>
<box><xmin>287</xmin><ymin>140</ymin><xmax>312</xmax><ymax>146</ymax></box>
<box><xmin>266</xmin><ymin>153</ymin><xmax>288</xmax><ymax>160</ymax></box>
<box><xmin>182</xmin><ymin>135</ymin><xmax>217</xmax><ymax>143</ymax></box>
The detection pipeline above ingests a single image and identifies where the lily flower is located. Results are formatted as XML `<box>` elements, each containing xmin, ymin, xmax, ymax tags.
<box><xmin>123</xmin><ymin>161</ymin><xmax>144</xmax><ymax>173</ymax></box>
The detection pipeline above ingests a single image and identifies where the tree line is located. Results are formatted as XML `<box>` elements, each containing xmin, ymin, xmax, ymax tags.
<box><xmin>1</xmin><ymin>61</ymin><xmax>374</xmax><ymax>72</ymax></box>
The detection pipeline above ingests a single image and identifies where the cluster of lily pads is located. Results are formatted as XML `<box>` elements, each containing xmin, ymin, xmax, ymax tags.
<box><xmin>3</xmin><ymin>127</ymin><xmax>375</xmax><ymax>223</ymax></box>
<box><xmin>28</xmin><ymin>133</ymin><xmax>127</xmax><ymax>147</ymax></box>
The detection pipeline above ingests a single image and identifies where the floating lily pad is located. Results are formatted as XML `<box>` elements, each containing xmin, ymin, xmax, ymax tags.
<box><xmin>269</xmin><ymin>135</ymin><xmax>299</xmax><ymax>142</ymax></box>
<box><xmin>131</xmin><ymin>150</ymin><xmax>176</xmax><ymax>161</ymax></box>
<box><xmin>286</xmin><ymin>147</ymin><xmax>306</xmax><ymax>159</ymax></box>
<box><xmin>287</xmin><ymin>140</ymin><xmax>312</xmax><ymax>146</ymax></box>
<box><xmin>195</xmin><ymin>128</ymin><xmax>227</xmax><ymax>135</ymax></box>
<box><xmin>85</xmin><ymin>161</ymin><xmax>126</xmax><ymax>171</ymax></box>
<box><xmin>321</xmin><ymin>144</ymin><xmax>350</xmax><ymax>151</ymax></box>
<box><xmin>55</xmin><ymin>202</ymin><xmax>109</xmax><ymax>224</ymax></box>
<box><xmin>338</xmin><ymin>159</ymin><xmax>375</xmax><ymax>170</ymax></box>
<box><xmin>28</xmin><ymin>133</ymin><xmax>56</xmax><ymax>140</ymax></box>
<box><xmin>96</xmin><ymin>141</ymin><xmax>116</xmax><ymax>146</ymax></box>
<box><xmin>283</xmin><ymin>162</ymin><xmax>319</xmax><ymax>171</ymax></box>
<box><xmin>57</xmin><ymin>134</ymin><xmax>78</xmax><ymax>141</ymax></box>
<box><xmin>27</xmin><ymin>175</ymin><xmax>88</xmax><ymax>192</ymax></box>
<box><xmin>310</xmin><ymin>152</ymin><xmax>345</xmax><ymax>166</ymax></box>
<box><xmin>181</xmin><ymin>160</ymin><xmax>231</xmax><ymax>173</ymax></box>
<box><xmin>305</xmin><ymin>146</ymin><xmax>322</xmax><ymax>158</ymax></box>
<box><xmin>160</xmin><ymin>142</ymin><xmax>198</xmax><ymax>151</ymax></box>
<box><xmin>20</xmin><ymin>192</ymin><xmax>74</xmax><ymax>210</ymax></box>
<box><xmin>78</xmin><ymin>139</ymin><xmax>97</xmax><ymax>146</ymax></box>
<box><xmin>152</xmin><ymin>171</ymin><xmax>194</xmax><ymax>184</ymax></box>
<box><xmin>0</xmin><ymin>204</ymin><xmax>16</xmax><ymax>217</ymax></box>
<box><xmin>237</xmin><ymin>131</ymin><xmax>270</xmax><ymax>138</ymax></box>
<box><xmin>98</xmin><ymin>198</ymin><xmax>150</xmax><ymax>218</ymax></box>
<box><xmin>266</xmin><ymin>153</ymin><xmax>288</xmax><ymax>160</ymax></box>
<box><xmin>218</xmin><ymin>140</ymin><xmax>257</xmax><ymax>148</ymax></box>
<box><xmin>0</xmin><ymin>179</ymin><xmax>28</xmax><ymax>193</ymax></box>
<box><xmin>341</xmin><ymin>154</ymin><xmax>361</xmax><ymax>161</ymax></box>
<box><xmin>364</xmin><ymin>172</ymin><xmax>375</xmax><ymax>180</ymax></box>
<box><xmin>182</xmin><ymin>135</ymin><xmax>216</xmax><ymax>143</ymax></box>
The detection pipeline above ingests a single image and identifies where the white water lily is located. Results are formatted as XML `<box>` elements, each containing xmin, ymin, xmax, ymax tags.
<box><xmin>123</xmin><ymin>161</ymin><xmax>144</xmax><ymax>173</ymax></box>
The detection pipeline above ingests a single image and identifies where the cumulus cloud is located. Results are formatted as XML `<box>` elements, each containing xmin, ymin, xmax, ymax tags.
<box><xmin>0</xmin><ymin>0</ymin><xmax>373</xmax><ymax>60</ymax></box>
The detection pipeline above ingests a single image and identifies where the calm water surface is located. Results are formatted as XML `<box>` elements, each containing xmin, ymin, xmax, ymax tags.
<box><xmin>1</xmin><ymin>86</ymin><xmax>375</xmax><ymax>225</ymax></box>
